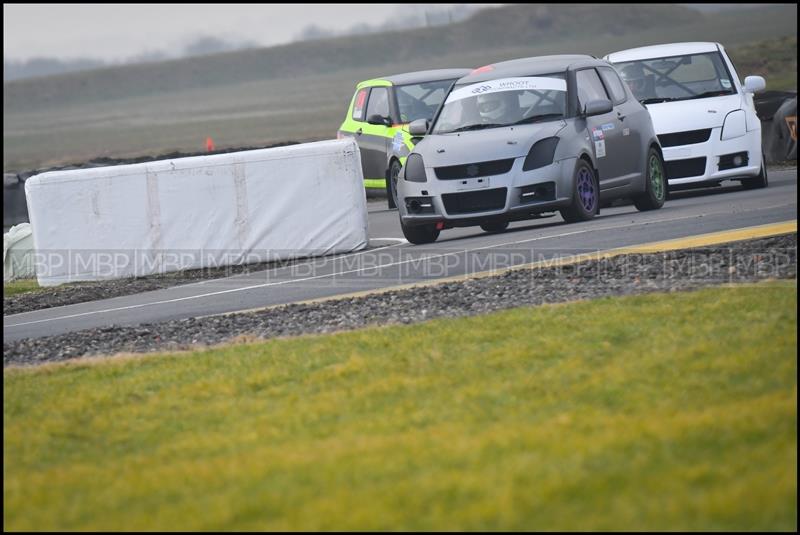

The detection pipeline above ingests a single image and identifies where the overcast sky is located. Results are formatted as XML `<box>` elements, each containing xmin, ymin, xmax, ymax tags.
<box><xmin>3</xmin><ymin>3</ymin><xmax>494</xmax><ymax>62</ymax></box>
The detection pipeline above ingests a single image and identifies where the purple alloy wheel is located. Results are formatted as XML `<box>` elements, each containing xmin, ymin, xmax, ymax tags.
<box><xmin>576</xmin><ymin>168</ymin><xmax>596</xmax><ymax>213</ymax></box>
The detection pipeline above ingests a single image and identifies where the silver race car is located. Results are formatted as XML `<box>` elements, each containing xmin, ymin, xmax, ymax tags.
<box><xmin>397</xmin><ymin>55</ymin><xmax>666</xmax><ymax>244</ymax></box>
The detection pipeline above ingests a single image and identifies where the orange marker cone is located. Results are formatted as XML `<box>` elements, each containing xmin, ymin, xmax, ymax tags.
<box><xmin>205</xmin><ymin>137</ymin><xmax>215</xmax><ymax>152</ymax></box>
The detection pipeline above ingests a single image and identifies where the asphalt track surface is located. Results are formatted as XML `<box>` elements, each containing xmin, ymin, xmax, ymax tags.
<box><xmin>4</xmin><ymin>169</ymin><xmax>797</xmax><ymax>343</ymax></box>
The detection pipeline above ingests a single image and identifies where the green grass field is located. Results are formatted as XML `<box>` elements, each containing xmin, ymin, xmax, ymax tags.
<box><xmin>4</xmin><ymin>281</ymin><xmax>797</xmax><ymax>530</ymax></box>
<box><xmin>3</xmin><ymin>4</ymin><xmax>796</xmax><ymax>172</ymax></box>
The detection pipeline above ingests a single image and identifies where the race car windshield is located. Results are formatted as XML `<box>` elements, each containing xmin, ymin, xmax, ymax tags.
<box><xmin>395</xmin><ymin>80</ymin><xmax>457</xmax><ymax>123</ymax></box>
<box><xmin>431</xmin><ymin>75</ymin><xmax>567</xmax><ymax>135</ymax></box>
<box><xmin>614</xmin><ymin>51</ymin><xmax>737</xmax><ymax>104</ymax></box>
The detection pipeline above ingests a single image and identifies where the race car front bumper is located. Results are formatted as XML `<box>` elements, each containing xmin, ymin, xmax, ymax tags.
<box><xmin>398</xmin><ymin>157</ymin><xmax>576</xmax><ymax>227</ymax></box>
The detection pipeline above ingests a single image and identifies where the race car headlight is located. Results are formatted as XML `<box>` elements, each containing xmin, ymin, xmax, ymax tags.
<box><xmin>522</xmin><ymin>137</ymin><xmax>559</xmax><ymax>171</ymax></box>
<box><xmin>721</xmin><ymin>109</ymin><xmax>747</xmax><ymax>141</ymax></box>
<box><xmin>404</xmin><ymin>153</ymin><xmax>427</xmax><ymax>182</ymax></box>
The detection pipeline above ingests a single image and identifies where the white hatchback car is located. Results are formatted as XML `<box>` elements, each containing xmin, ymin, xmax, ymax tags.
<box><xmin>605</xmin><ymin>42</ymin><xmax>768</xmax><ymax>190</ymax></box>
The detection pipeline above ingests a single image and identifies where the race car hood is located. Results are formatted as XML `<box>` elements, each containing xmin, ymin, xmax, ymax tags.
<box><xmin>645</xmin><ymin>94</ymin><xmax>742</xmax><ymax>134</ymax></box>
<box><xmin>416</xmin><ymin>121</ymin><xmax>567</xmax><ymax>168</ymax></box>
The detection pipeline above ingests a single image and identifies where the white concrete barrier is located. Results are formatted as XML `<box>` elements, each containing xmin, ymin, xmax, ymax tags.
<box><xmin>25</xmin><ymin>139</ymin><xmax>368</xmax><ymax>286</ymax></box>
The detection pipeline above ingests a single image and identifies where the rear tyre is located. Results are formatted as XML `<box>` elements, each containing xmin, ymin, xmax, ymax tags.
<box><xmin>480</xmin><ymin>220</ymin><xmax>509</xmax><ymax>233</ymax></box>
<box><xmin>386</xmin><ymin>160</ymin><xmax>401</xmax><ymax>209</ymax></box>
<box><xmin>633</xmin><ymin>147</ymin><xmax>667</xmax><ymax>211</ymax></box>
<box><xmin>741</xmin><ymin>156</ymin><xmax>768</xmax><ymax>189</ymax></box>
<box><xmin>401</xmin><ymin>220</ymin><xmax>440</xmax><ymax>245</ymax></box>
<box><xmin>560</xmin><ymin>159</ymin><xmax>599</xmax><ymax>223</ymax></box>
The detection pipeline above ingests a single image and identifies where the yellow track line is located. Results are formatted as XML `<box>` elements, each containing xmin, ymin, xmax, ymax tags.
<box><xmin>613</xmin><ymin>220</ymin><xmax>797</xmax><ymax>253</ymax></box>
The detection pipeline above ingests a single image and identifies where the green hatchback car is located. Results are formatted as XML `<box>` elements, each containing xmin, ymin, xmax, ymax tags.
<box><xmin>338</xmin><ymin>68</ymin><xmax>470</xmax><ymax>208</ymax></box>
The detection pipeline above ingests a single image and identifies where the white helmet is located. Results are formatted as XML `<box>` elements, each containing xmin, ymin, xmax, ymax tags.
<box><xmin>477</xmin><ymin>92</ymin><xmax>511</xmax><ymax>121</ymax></box>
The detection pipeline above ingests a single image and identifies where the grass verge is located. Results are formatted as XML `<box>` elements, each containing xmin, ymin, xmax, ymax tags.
<box><xmin>3</xmin><ymin>281</ymin><xmax>797</xmax><ymax>530</ymax></box>
<box><xmin>3</xmin><ymin>278</ymin><xmax>39</xmax><ymax>297</ymax></box>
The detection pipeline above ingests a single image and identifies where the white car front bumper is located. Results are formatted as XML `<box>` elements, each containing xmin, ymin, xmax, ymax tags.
<box><xmin>661</xmin><ymin>127</ymin><xmax>762</xmax><ymax>186</ymax></box>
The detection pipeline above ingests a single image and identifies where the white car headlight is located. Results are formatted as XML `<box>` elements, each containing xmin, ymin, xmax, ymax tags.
<box><xmin>721</xmin><ymin>109</ymin><xmax>746</xmax><ymax>141</ymax></box>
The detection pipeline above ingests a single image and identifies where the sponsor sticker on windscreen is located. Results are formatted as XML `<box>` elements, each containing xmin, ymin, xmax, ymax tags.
<box><xmin>446</xmin><ymin>77</ymin><xmax>567</xmax><ymax>103</ymax></box>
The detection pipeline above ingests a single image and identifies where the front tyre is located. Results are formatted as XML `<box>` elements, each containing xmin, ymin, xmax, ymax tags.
<box><xmin>386</xmin><ymin>160</ymin><xmax>402</xmax><ymax>209</ymax></box>
<box><xmin>741</xmin><ymin>156</ymin><xmax>768</xmax><ymax>189</ymax></box>
<box><xmin>560</xmin><ymin>159</ymin><xmax>599</xmax><ymax>223</ymax></box>
<box><xmin>401</xmin><ymin>220</ymin><xmax>440</xmax><ymax>244</ymax></box>
<box><xmin>633</xmin><ymin>147</ymin><xmax>667</xmax><ymax>211</ymax></box>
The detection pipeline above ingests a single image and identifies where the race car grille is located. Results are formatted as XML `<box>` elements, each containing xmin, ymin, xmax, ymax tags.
<box><xmin>434</xmin><ymin>158</ymin><xmax>515</xmax><ymax>180</ymax></box>
<box><xmin>664</xmin><ymin>157</ymin><xmax>707</xmax><ymax>179</ymax></box>
<box><xmin>442</xmin><ymin>187</ymin><xmax>507</xmax><ymax>214</ymax></box>
<box><xmin>658</xmin><ymin>129</ymin><xmax>712</xmax><ymax>147</ymax></box>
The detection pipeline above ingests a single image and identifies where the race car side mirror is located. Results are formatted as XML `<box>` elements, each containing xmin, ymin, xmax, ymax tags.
<box><xmin>583</xmin><ymin>99</ymin><xmax>613</xmax><ymax>117</ymax></box>
<box><xmin>743</xmin><ymin>76</ymin><xmax>766</xmax><ymax>94</ymax></box>
<box><xmin>408</xmin><ymin>119</ymin><xmax>429</xmax><ymax>136</ymax></box>
<box><xmin>367</xmin><ymin>114</ymin><xmax>392</xmax><ymax>126</ymax></box>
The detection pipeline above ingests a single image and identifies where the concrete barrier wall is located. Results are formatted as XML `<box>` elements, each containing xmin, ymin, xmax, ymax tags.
<box><xmin>25</xmin><ymin>138</ymin><xmax>368</xmax><ymax>286</ymax></box>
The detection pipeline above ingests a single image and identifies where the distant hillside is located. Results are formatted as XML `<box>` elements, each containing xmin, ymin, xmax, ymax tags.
<box><xmin>3</xmin><ymin>57</ymin><xmax>107</xmax><ymax>81</ymax></box>
<box><xmin>728</xmin><ymin>36</ymin><xmax>798</xmax><ymax>91</ymax></box>
<box><xmin>4</xmin><ymin>4</ymin><xmax>701</xmax><ymax>111</ymax></box>
<box><xmin>3</xmin><ymin>36</ymin><xmax>262</xmax><ymax>82</ymax></box>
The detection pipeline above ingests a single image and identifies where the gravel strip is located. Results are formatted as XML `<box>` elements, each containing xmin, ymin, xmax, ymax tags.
<box><xmin>4</xmin><ymin>233</ymin><xmax>796</xmax><ymax>367</ymax></box>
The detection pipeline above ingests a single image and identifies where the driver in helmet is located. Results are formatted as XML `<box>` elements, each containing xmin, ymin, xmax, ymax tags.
<box><xmin>476</xmin><ymin>91</ymin><xmax>518</xmax><ymax>124</ymax></box>
<box><xmin>620</xmin><ymin>63</ymin><xmax>650</xmax><ymax>100</ymax></box>
<box><xmin>397</xmin><ymin>91</ymin><xmax>428</xmax><ymax>123</ymax></box>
